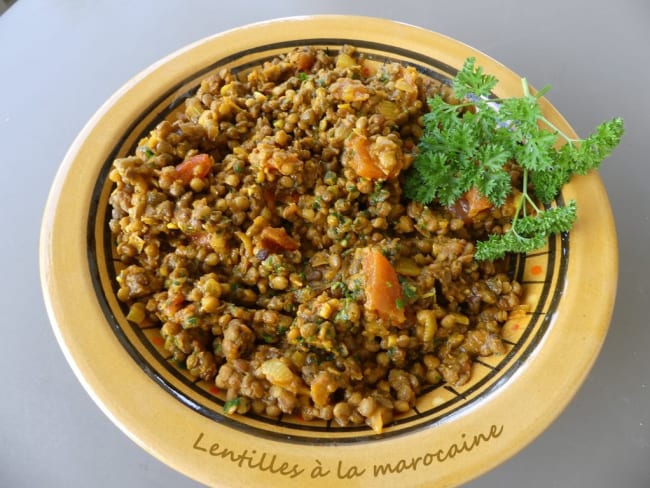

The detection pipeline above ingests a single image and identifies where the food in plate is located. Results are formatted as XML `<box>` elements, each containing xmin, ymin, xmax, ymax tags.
<box><xmin>107</xmin><ymin>44</ymin><xmax>621</xmax><ymax>433</ymax></box>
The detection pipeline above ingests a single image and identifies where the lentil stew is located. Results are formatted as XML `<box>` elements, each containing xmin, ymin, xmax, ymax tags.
<box><xmin>108</xmin><ymin>45</ymin><xmax>528</xmax><ymax>434</ymax></box>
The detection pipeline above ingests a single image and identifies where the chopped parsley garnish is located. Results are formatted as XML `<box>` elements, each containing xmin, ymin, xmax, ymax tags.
<box><xmin>404</xmin><ymin>57</ymin><xmax>624</xmax><ymax>260</ymax></box>
<box><xmin>223</xmin><ymin>397</ymin><xmax>241</xmax><ymax>414</ymax></box>
<box><xmin>399</xmin><ymin>277</ymin><xmax>418</xmax><ymax>301</ymax></box>
<box><xmin>312</xmin><ymin>196</ymin><xmax>322</xmax><ymax>211</ymax></box>
<box><xmin>369</xmin><ymin>182</ymin><xmax>390</xmax><ymax>205</ymax></box>
<box><xmin>332</xmin><ymin>281</ymin><xmax>348</xmax><ymax>294</ymax></box>
<box><xmin>261</xmin><ymin>333</ymin><xmax>275</xmax><ymax>344</ymax></box>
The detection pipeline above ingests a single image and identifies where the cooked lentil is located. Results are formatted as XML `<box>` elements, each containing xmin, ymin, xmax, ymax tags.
<box><xmin>109</xmin><ymin>45</ymin><xmax>527</xmax><ymax>434</ymax></box>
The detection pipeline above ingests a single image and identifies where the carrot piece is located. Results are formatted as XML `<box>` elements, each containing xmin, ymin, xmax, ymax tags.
<box><xmin>260</xmin><ymin>227</ymin><xmax>299</xmax><ymax>252</ymax></box>
<box><xmin>362</xmin><ymin>249</ymin><xmax>406</xmax><ymax>325</ymax></box>
<box><xmin>175</xmin><ymin>153</ymin><xmax>213</xmax><ymax>184</ymax></box>
<box><xmin>165</xmin><ymin>293</ymin><xmax>185</xmax><ymax>316</ymax></box>
<box><xmin>346</xmin><ymin>133</ymin><xmax>386</xmax><ymax>180</ymax></box>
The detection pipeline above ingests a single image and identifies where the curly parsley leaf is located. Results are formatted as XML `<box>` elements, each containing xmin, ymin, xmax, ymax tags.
<box><xmin>452</xmin><ymin>57</ymin><xmax>498</xmax><ymax>99</ymax></box>
<box><xmin>404</xmin><ymin>57</ymin><xmax>624</xmax><ymax>260</ymax></box>
<box><xmin>475</xmin><ymin>201</ymin><xmax>577</xmax><ymax>261</ymax></box>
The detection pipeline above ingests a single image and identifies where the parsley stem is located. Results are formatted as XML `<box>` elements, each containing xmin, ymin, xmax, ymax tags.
<box><xmin>521</xmin><ymin>77</ymin><xmax>531</xmax><ymax>98</ymax></box>
<box><xmin>523</xmin><ymin>77</ymin><xmax>580</xmax><ymax>145</ymax></box>
<box><xmin>523</xmin><ymin>171</ymin><xmax>542</xmax><ymax>213</ymax></box>
<box><xmin>538</xmin><ymin>116</ymin><xmax>580</xmax><ymax>145</ymax></box>
<box><xmin>512</xmin><ymin>169</ymin><xmax>542</xmax><ymax>230</ymax></box>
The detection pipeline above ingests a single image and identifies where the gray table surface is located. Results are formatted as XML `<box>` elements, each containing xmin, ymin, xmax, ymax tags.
<box><xmin>2</xmin><ymin>0</ymin><xmax>648</xmax><ymax>486</ymax></box>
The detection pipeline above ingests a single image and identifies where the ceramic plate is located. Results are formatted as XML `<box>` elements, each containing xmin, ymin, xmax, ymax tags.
<box><xmin>40</xmin><ymin>16</ymin><xmax>617</xmax><ymax>487</ymax></box>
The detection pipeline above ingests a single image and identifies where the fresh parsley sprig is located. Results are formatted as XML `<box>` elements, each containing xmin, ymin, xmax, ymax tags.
<box><xmin>404</xmin><ymin>57</ymin><xmax>624</xmax><ymax>261</ymax></box>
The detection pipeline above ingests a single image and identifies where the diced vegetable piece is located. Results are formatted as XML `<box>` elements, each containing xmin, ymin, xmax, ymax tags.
<box><xmin>450</xmin><ymin>187</ymin><xmax>493</xmax><ymax>221</ymax></box>
<box><xmin>289</xmin><ymin>48</ymin><xmax>316</xmax><ymax>71</ymax></box>
<box><xmin>310</xmin><ymin>371</ymin><xmax>338</xmax><ymax>407</ymax></box>
<box><xmin>366</xmin><ymin>405</ymin><xmax>393</xmax><ymax>435</ymax></box>
<box><xmin>376</xmin><ymin>100</ymin><xmax>401</xmax><ymax>120</ymax></box>
<box><xmin>175</xmin><ymin>153</ymin><xmax>213</xmax><ymax>184</ymax></box>
<box><xmin>345</xmin><ymin>133</ymin><xmax>386</xmax><ymax>180</ymax></box>
<box><xmin>336</xmin><ymin>53</ymin><xmax>357</xmax><ymax>69</ymax></box>
<box><xmin>126</xmin><ymin>302</ymin><xmax>146</xmax><ymax>324</ymax></box>
<box><xmin>361</xmin><ymin>58</ymin><xmax>378</xmax><ymax>77</ymax></box>
<box><xmin>260</xmin><ymin>227</ymin><xmax>299</xmax><ymax>252</ymax></box>
<box><xmin>395</xmin><ymin>257</ymin><xmax>420</xmax><ymax>277</ymax></box>
<box><xmin>345</xmin><ymin>133</ymin><xmax>404</xmax><ymax>180</ymax></box>
<box><xmin>394</xmin><ymin>67</ymin><xmax>419</xmax><ymax>94</ymax></box>
<box><xmin>329</xmin><ymin>77</ymin><xmax>370</xmax><ymax>103</ymax></box>
<box><xmin>234</xmin><ymin>231</ymin><xmax>253</xmax><ymax>257</ymax></box>
<box><xmin>362</xmin><ymin>248</ymin><xmax>406</xmax><ymax>325</ymax></box>
<box><xmin>417</xmin><ymin>309</ymin><xmax>438</xmax><ymax>345</ymax></box>
<box><xmin>464</xmin><ymin>187</ymin><xmax>493</xmax><ymax>217</ymax></box>
<box><xmin>258</xmin><ymin>358</ymin><xmax>306</xmax><ymax>394</ymax></box>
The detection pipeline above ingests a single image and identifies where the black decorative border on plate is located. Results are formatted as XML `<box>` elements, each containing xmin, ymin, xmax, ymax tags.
<box><xmin>87</xmin><ymin>39</ymin><xmax>569</xmax><ymax>443</ymax></box>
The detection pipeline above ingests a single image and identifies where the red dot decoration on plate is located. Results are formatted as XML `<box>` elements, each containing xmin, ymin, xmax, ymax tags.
<box><xmin>152</xmin><ymin>336</ymin><xmax>164</xmax><ymax>346</ymax></box>
<box><xmin>531</xmin><ymin>265</ymin><xmax>544</xmax><ymax>276</ymax></box>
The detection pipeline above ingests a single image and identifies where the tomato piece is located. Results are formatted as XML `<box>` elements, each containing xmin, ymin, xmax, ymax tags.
<box><xmin>260</xmin><ymin>227</ymin><xmax>299</xmax><ymax>252</ymax></box>
<box><xmin>362</xmin><ymin>248</ymin><xmax>406</xmax><ymax>325</ymax></box>
<box><xmin>450</xmin><ymin>187</ymin><xmax>493</xmax><ymax>222</ymax></box>
<box><xmin>465</xmin><ymin>187</ymin><xmax>492</xmax><ymax>217</ymax></box>
<box><xmin>175</xmin><ymin>153</ymin><xmax>213</xmax><ymax>184</ymax></box>
<box><xmin>292</xmin><ymin>49</ymin><xmax>316</xmax><ymax>71</ymax></box>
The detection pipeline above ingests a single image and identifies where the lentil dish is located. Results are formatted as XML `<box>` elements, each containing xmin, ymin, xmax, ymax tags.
<box><xmin>108</xmin><ymin>46</ymin><xmax>526</xmax><ymax>434</ymax></box>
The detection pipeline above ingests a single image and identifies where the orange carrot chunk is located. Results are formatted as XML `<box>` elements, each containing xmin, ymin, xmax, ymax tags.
<box><xmin>175</xmin><ymin>153</ymin><xmax>213</xmax><ymax>184</ymax></box>
<box><xmin>346</xmin><ymin>133</ymin><xmax>386</xmax><ymax>180</ymax></box>
<box><xmin>362</xmin><ymin>248</ymin><xmax>406</xmax><ymax>325</ymax></box>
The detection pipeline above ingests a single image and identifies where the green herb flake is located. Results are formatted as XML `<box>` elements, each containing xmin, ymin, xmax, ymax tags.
<box><xmin>324</xmin><ymin>170</ymin><xmax>337</xmax><ymax>185</ymax></box>
<box><xmin>261</xmin><ymin>333</ymin><xmax>275</xmax><ymax>344</ymax></box>
<box><xmin>399</xmin><ymin>277</ymin><xmax>418</xmax><ymax>301</ymax></box>
<box><xmin>332</xmin><ymin>281</ymin><xmax>348</xmax><ymax>294</ymax></box>
<box><xmin>312</xmin><ymin>196</ymin><xmax>322</xmax><ymax>211</ymax></box>
<box><xmin>335</xmin><ymin>308</ymin><xmax>349</xmax><ymax>322</ymax></box>
<box><xmin>223</xmin><ymin>397</ymin><xmax>241</xmax><ymax>415</ymax></box>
